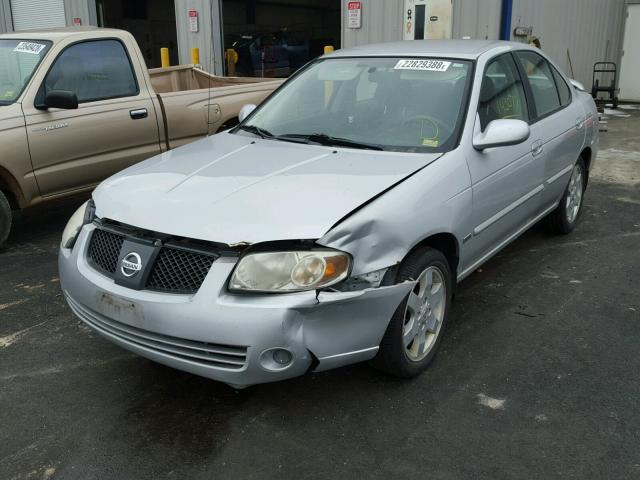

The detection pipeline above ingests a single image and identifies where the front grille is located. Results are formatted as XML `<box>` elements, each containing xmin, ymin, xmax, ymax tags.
<box><xmin>147</xmin><ymin>246</ymin><xmax>217</xmax><ymax>293</ymax></box>
<box><xmin>87</xmin><ymin>226</ymin><xmax>218</xmax><ymax>294</ymax></box>
<box><xmin>88</xmin><ymin>228</ymin><xmax>125</xmax><ymax>274</ymax></box>
<box><xmin>65</xmin><ymin>293</ymin><xmax>248</xmax><ymax>370</ymax></box>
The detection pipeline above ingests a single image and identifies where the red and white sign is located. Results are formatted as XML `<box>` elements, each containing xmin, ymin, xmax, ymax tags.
<box><xmin>188</xmin><ymin>10</ymin><xmax>199</xmax><ymax>33</ymax></box>
<box><xmin>72</xmin><ymin>17</ymin><xmax>82</xmax><ymax>26</ymax></box>
<box><xmin>347</xmin><ymin>1</ymin><xmax>362</xmax><ymax>29</ymax></box>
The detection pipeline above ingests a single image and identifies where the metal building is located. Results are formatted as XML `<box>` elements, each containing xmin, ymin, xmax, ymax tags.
<box><xmin>0</xmin><ymin>0</ymin><xmax>633</xmax><ymax>91</ymax></box>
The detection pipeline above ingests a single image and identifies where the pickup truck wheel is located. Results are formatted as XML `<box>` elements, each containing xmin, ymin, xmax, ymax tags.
<box><xmin>546</xmin><ymin>158</ymin><xmax>586</xmax><ymax>234</ymax></box>
<box><xmin>0</xmin><ymin>190</ymin><xmax>11</xmax><ymax>248</ymax></box>
<box><xmin>372</xmin><ymin>247</ymin><xmax>452</xmax><ymax>378</ymax></box>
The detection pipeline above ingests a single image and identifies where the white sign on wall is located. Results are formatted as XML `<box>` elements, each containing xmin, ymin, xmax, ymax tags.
<box><xmin>348</xmin><ymin>1</ymin><xmax>362</xmax><ymax>29</ymax></box>
<box><xmin>188</xmin><ymin>10</ymin><xmax>199</xmax><ymax>33</ymax></box>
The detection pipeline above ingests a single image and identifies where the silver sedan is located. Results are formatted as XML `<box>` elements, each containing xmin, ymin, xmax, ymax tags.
<box><xmin>59</xmin><ymin>40</ymin><xmax>598</xmax><ymax>387</ymax></box>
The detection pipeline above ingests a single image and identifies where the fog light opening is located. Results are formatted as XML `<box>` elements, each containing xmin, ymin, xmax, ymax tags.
<box><xmin>259</xmin><ymin>348</ymin><xmax>294</xmax><ymax>371</ymax></box>
<box><xmin>273</xmin><ymin>348</ymin><xmax>292</xmax><ymax>365</ymax></box>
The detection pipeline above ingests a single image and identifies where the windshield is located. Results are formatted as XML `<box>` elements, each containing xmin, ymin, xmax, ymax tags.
<box><xmin>237</xmin><ymin>57</ymin><xmax>472</xmax><ymax>152</ymax></box>
<box><xmin>0</xmin><ymin>40</ymin><xmax>52</xmax><ymax>105</ymax></box>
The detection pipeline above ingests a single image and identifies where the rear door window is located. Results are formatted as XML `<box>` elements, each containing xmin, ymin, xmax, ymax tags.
<box><xmin>515</xmin><ymin>51</ymin><xmax>561</xmax><ymax>119</ymax></box>
<box><xmin>42</xmin><ymin>39</ymin><xmax>138</xmax><ymax>103</ymax></box>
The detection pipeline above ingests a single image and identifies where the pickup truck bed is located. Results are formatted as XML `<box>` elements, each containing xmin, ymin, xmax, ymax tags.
<box><xmin>148</xmin><ymin>65</ymin><xmax>282</xmax><ymax>149</ymax></box>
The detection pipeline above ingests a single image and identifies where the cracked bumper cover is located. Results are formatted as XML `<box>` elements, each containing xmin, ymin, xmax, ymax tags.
<box><xmin>59</xmin><ymin>225</ymin><xmax>414</xmax><ymax>387</ymax></box>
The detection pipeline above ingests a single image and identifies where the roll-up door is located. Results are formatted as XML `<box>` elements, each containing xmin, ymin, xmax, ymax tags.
<box><xmin>10</xmin><ymin>0</ymin><xmax>66</xmax><ymax>31</ymax></box>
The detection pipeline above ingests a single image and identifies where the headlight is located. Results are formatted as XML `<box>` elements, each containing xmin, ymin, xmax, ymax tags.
<box><xmin>229</xmin><ymin>250</ymin><xmax>351</xmax><ymax>293</ymax></box>
<box><xmin>61</xmin><ymin>199</ymin><xmax>95</xmax><ymax>249</ymax></box>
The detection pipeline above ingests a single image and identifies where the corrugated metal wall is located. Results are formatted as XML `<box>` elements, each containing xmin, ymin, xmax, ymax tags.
<box><xmin>452</xmin><ymin>0</ymin><xmax>501</xmax><ymax>39</ymax></box>
<box><xmin>341</xmin><ymin>0</ymin><xmax>625</xmax><ymax>87</ymax></box>
<box><xmin>341</xmin><ymin>0</ymin><xmax>404</xmax><ymax>46</ymax></box>
<box><xmin>175</xmin><ymin>0</ymin><xmax>224</xmax><ymax>74</ymax></box>
<box><xmin>64</xmin><ymin>0</ymin><xmax>94</xmax><ymax>27</ymax></box>
<box><xmin>342</xmin><ymin>0</ymin><xmax>501</xmax><ymax>47</ymax></box>
<box><xmin>511</xmin><ymin>0</ymin><xmax>626</xmax><ymax>87</ymax></box>
<box><xmin>0</xmin><ymin>0</ymin><xmax>12</xmax><ymax>33</ymax></box>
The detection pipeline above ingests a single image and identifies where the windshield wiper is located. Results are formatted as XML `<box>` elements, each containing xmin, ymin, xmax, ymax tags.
<box><xmin>236</xmin><ymin>124</ymin><xmax>274</xmax><ymax>139</ymax></box>
<box><xmin>279</xmin><ymin>133</ymin><xmax>384</xmax><ymax>151</ymax></box>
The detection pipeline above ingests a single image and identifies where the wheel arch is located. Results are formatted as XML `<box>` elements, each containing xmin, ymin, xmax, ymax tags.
<box><xmin>398</xmin><ymin>232</ymin><xmax>460</xmax><ymax>282</ymax></box>
<box><xmin>0</xmin><ymin>167</ymin><xmax>25</xmax><ymax>210</ymax></box>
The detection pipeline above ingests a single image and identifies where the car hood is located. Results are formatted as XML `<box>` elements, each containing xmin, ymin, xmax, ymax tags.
<box><xmin>93</xmin><ymin>132</ymin><xmax>441</xmax><ymax>245</ymax></box>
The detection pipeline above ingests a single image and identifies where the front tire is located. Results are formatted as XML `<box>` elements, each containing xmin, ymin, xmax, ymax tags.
<box><xmin>372</xmin><ymin>247</ymin><xmax>453</xmax><ymax>378</ymax></box>
<box><xmin>546</xmin><ymin>158</ymin><xmax>586</xmax><ymax>234</ymax></box>
<box><xmin>0</xmin><ymin>190</ymin><xmax>12</xmax><ymax>248</ymax></box>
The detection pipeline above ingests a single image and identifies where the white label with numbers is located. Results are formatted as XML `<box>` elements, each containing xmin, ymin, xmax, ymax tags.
<box><xmin>13</xmin><ymin>42</ymin><xmax>46</xmax><ymax>55</ymax></box>
<box><xmin>393</xmin><ymin>59</ymin><xmax>451</xmax><ymax>72</ymax></box>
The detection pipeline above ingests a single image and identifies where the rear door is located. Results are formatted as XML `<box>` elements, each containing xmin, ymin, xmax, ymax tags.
<box><xmin>514</xmin><ymin>51</ymin><xmax>585</xmax><ymax>208</ymax></box>
<box><xmin>22</xmin><ymin>38</ymin><xmax>161</xmax><ymax>196</ymax></box>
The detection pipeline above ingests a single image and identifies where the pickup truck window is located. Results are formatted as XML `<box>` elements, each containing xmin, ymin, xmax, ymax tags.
<box><xmin>0</xmin><ymin>39</ymin><xmax>52</xmax><ymax>105</ymax></box>
<box><xmin>42</xmin><ymin>39</ymin><xmax>138</xmax><ymax>104</ymax></box>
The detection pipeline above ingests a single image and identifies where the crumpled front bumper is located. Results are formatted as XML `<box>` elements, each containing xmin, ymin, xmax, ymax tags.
<box><xmin>59</xmin><ymin>225</ymin><xmax>414</xmax><ymax>387</ymax></box>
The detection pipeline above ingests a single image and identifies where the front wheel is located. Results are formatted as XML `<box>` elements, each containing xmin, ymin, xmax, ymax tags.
<box><xmin>372</xmin><ymin>247</ymin><xmax>453</xmax><ymax>378</ymax></box>
<box><xmin>0</xmin><ymin>190</ymin><xmax>12</xmax><ymax>248</ymax></box>
<box><xmin>546</xmin><ymin>158</ymin><xmax>586</xmax><ymax>234</ymax></box>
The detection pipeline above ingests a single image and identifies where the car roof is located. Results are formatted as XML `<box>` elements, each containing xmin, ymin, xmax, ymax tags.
<box><xmin>327</xmin><ymin>40</ymin><xmax>528</xmax><ymax>60</ymax></box>
<box><xmin>0</xmin><ymin>27</ymin><xmax>122</xmax><ymax>41</ymax></box>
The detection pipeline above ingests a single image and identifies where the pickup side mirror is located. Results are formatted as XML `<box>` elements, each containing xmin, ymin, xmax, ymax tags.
<box><xmin>44</xmin><ymin>90</ymin><xmax>78</xmax><ymax>110</ymax></box>
<box><xmin>473</xmin><ymin>119</ymin><xmax>530</xmax><ymax>151</ymax></box>
<box><xmin>238</xmin><ymin>104</ymin><xmax>256</xmax><ymax>123</ymax></box>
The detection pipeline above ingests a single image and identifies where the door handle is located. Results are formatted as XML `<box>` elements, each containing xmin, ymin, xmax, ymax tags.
<box><xmin>531</xmin><ymin>139</ymin><xmax>544</xmax><ymax>156</ymax></box>
<box><xmin>130</xmin><ymin>108</ymin><xmax>148</xmax><ymax>120</ymax></box>
<box><xmin>575</xmin><ymin>116</ymin><xmax>584</xmax><ymax>130</ymax></box>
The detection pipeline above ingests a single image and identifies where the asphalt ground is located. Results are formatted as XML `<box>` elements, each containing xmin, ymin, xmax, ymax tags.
<box><xmin>1</xmin><ymin>110</ymin><xmax>639</xmax><ymax>480</ymax></box>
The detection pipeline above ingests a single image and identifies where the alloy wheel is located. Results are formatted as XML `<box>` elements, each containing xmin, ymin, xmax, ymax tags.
<box><xmin>402</xmin><ymin>266</ymin><xmax>447</xmax><ymax>361</ymax></box>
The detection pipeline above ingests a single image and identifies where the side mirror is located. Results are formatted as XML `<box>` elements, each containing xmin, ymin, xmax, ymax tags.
<box><xmin>569</xmin><ymin>79</ymin><xmax>586</xmax><ymax>92</ymax></box>
<box><xmin>238</xmin><ymin>104</ymin><xmax>256</xmax><ymax>123</ymax></box>
<box><xmin>473</xmin><ymin>119</ymin><xmax>530</xmax><ymax>151</ymax></box>
<box><xmin>44</xmin><ymin>90</ymin><xmax>78</xmax><ymax>110</ymax></box>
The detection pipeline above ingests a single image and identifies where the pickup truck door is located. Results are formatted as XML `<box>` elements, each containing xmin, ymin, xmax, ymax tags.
<box><xmin>21</xmin><ymin>38</ymin><xmax>161</xmax><ymax>196</ymax></box>
<box><xmin>462</xmin><ymin>53</ymin><xmax>544</xmax><ymax>274</ymax></box>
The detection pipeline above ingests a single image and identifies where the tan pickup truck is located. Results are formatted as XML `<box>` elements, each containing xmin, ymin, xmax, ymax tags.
<box><xmin>0</xmin><ymin>27</ymin><xmax>283</xmax><ymax>246</ymax></box>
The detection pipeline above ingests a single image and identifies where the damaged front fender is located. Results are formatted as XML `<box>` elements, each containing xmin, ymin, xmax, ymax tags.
<box><xmin>294</xmin><ymin>281</ymin><xmax>416</xmax><ymax>371</ymax></box>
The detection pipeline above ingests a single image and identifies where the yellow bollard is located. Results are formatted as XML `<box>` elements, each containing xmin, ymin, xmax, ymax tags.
<box><xmin>225</xmin><ymin>48</ymin><xmax>238</xmax><ymax>76</ymax></box>
<box><xmin>191</xmin><ymin>47</ymin><xmax>200</xmax><ymax>65</ymax></box>
<box><xmin>161</xmin><ymin>48</ymin><xmax>170</xmax><ymax>68</ymax></box>
<box><xmin>323</xmin><ymin>46</ymin><xmax>334</xmax><ymax>105</ymax></box>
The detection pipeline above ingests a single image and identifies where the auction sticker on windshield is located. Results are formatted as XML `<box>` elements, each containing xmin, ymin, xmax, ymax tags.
<box><xmin>394</xmin><ymin>59</ymin><xmax>451</xmax><ymax>71</ymax></box>
<box><xmin>13</xmin><ymin>41</ymin><xmax>46</xmax><ymax>55</ymax></box>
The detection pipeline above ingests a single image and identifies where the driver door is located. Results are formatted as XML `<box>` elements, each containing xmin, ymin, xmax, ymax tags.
<box><xmin>463</xmin><ymin>53</ymin><xmax>544</xmax><ymax>269</ymax></box>
<box><xmin>22</xmin><ymin>38</ymin><xmax>161</xmax><ymax>197</ymax></box>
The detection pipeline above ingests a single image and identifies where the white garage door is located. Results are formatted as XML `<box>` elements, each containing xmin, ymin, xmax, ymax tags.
<box><xmin>10</xmin><ymin>0</ymin><xmax>66</xmax><ymax>31</ymax></box>
<box><xmin>619</xmin><ymin>4</ymin><xmax>640</xmax><ymax>101</ymax></box>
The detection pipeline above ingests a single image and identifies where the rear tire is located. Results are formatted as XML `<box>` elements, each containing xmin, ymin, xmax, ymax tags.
<box><xmin>372</xmin><ymin>247</ymin><xmax>453</xmax><ymax>378</ymax></box>
<box><xmin>546</xmin><ymin>158</ymin><xmax>586</xmax><ymax>234</ymax></box>
<box><xmin>0</xmin><ymin>191</ymin><xmax>12</xmax><ymax>248</ymax></box>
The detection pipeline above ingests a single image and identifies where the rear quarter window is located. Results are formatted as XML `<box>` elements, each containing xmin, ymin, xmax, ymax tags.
<box><xmin>551</xmin><ymin>65</ymin><xmax>572</xmax><ymax>107</ymax></box>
